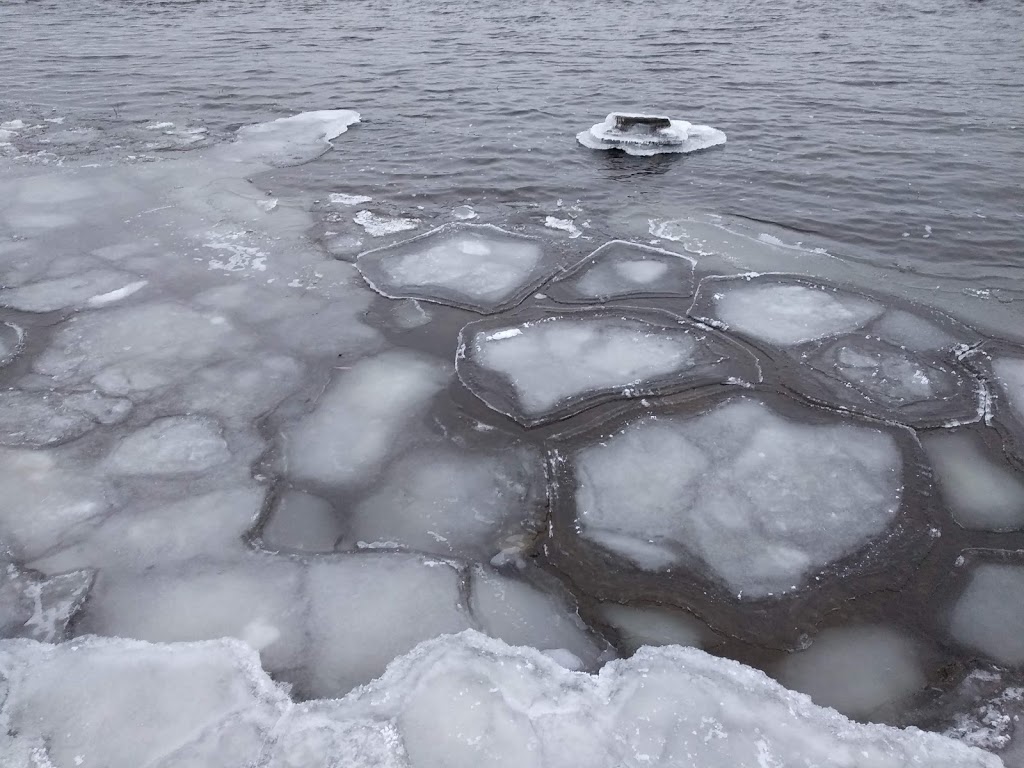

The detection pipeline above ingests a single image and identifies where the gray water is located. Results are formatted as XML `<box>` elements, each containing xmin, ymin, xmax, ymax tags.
<box><xmin>2</xmin><ymin>0</ymin><xmax>1022</xmax><ymax>272</ymax></box>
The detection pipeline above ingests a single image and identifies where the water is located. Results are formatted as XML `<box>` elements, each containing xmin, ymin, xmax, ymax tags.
<box><xmin>2</xmin><ymin>0</ymin><xmax>1021</xmax><ymax>271</ymax></box>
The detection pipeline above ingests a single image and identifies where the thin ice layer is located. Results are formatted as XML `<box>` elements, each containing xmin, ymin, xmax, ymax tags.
<box><xmin>547</xmin><ymin>240</ymin><xmax>696</xmax><ymax>303</ymax></box>
<box><xmin>693</xmin><ymin>278</ymin><xmax>883</xmax><ymax>347</ymax></box>
<box><xmin>949</xmin><ymin>562</ymin><xmax>1024</xmax><ymax>666</ymax></box>
<box><xmin>775</xmin><ymin>625</ymin><xmax>926</xmax><ymax>719</ymax></box>
<box><xmin>357</xmin><ymin>223</ymin><xmax>545</xmax><ymax>313</ymax></box>
<box><xmin>458</xmin><ymin>312</ymin><xmax>757</xmax><ymax>425</ymax></box>
<box><xmin>0</xmin><ymin>632</ymin><xmax>999</xmax><ymax>768</ymax></box>
<box><xmin>571</xmin><ymin>398</ymin><xmax>903</xmax><ymax>597</ymax></box>
<box><xmin>597</xmin><ymin>603</ymin><xmax>713</xmax><ymax>654</ymax></box>
<box><xmin>923</xmin><ymin>432</ymin><xmax>1024</xmax><ymax>531</ymax></box>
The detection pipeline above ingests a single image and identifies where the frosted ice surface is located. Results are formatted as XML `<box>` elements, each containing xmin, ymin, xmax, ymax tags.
<box><xmin>547</xmin><ymin>240</ymin><xmax>696</xmax><ymax>303</ymax></box>
<box><xmin>261</xmin><ymin>490</ymin><xmax>343</xmax><ymax>553</ymax></box>
<box><xmin>949</xmin><ymin>562</ymin><xmax>1024</xmax><ymax>666</ymax></box>
<box><xmin>0</xmin><ymin>633</ymin><xmax>1000</xmax><ymax>768</ymax></box>
<box><xmin>106</xmin><ymin>416</ymin><xmax>230</xmax><ymax>475</ymax></box>
<box><xmin>357</xmin><ymin>223</ymin><xmax>546</xmax><ymax>313</ymax></box>
<box><xmin>993</xmin><ymin>358</ymin><xmax>1024</xmax><ymax>423</ymax></box>
<box><xmin>458</xmin><ymin>312</ymin><xmax>758</xmax><ymax>425</ymax></box>
<box><xmin>469</xmin><ymin>566</ymin><xmax>603</xmax><ymax>667</ymax></box>
<box><xmin>0</xmin><ymin>269</ymin><xmax>144</xmax><ymax>312</ymax></box>
<box><xmin>342</xmin><ymin>444</ymin><xmax>543</xmax><ymax>558</ymax></box>
<box><xmin>693</xmin><ymin>278</ymin><xmax>883</xmax><ymax>347</ymax></box>
<box><xmin>0</xmin><ymin>448</ymin><xmax>111</xmax><ymax>560</ymax></box>
<box><xmin>304</xmin><ymin>555</ymin><xmax>472</xmax><ymax>697</ymax></box>
<box><xmin>0</xmin><ymin>565</ymin><xmax>93</xmax><ymax>642</ymax></box>
<box><xmin>216</xmin><ymin>109</ymin><xmax>360</xmax><ymax>166</ymax></box>
<box><xmin>300</xmin><ymin>631</ymin><xmax>999</xmax><ymax>768</ymax></box>
<box><xmin>31</xmin><ymin>486</ymin><xmax>263</xmax><ymax>574</ymax></box>
<box><xmin>775</xmin><ymin>625</ymin><xmax>926</xmax><ymax>719</ymax></box>
<box><xmin>282</xmin><ymin>351</ymin><xmax>447</xmax><ymax>488</ymax></box>
<box><xmin>872</xmin><ymin>308</ymin><xmax>958</xmax><ymax>352</ymax></box>
<box><xmin>75</xmin><ymin>558</ymin><xmax>307</xmax><ymax>673</ymax></box>
<box><xmin>577</xmin><ymin>113</ymin><xmax>727</xmax><ymax>157</ymax></box>
<box><xmin>0</xmin><ymin>389</ymin><xmax>132</xmax><ymax>446</ymax></box>
<box><xmin>597</xmin><ymin>603</ymin><xmax>712</xmax><ymax>653</ymax></box>
<box><xmin>923</xmin><ymin>432</ymin><xmax>1024</xmax><ymax>531</ymax></box>
<box><xmin>571</xmin><ymin>398</ymin><xmax>903</xmax><ymax>597</ymax></box>
<box><xmin>0</xmin><ymin>637</ymin><xmax>286</xmax><ymax>768</ymax></box>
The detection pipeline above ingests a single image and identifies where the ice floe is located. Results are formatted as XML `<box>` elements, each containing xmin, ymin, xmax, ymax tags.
<box><xmin>353</xmin><ymin>209</ymin><xmax>420</xmax><ymax>236</ymax></box>
<box><xmin>775</xmin><ymin>624</ymin><xmax>926</xmax><ymax>719</ymax></box>
<box><xmin>949</xmin><ymin>561</ymin><xmax>1024</xmax><ymax>667</ymax></box>
<box><xmin>560</xmin><ymin>397</ymin><xmax>906</xmax><ymax>598</ymax></box>
<box><xmin>546</xmin><ymin>240</ymin><xmax>696</xmax><ymax>303</ymax></box>
<box><xmin>923</xmin><ymin>431</ymin><xmax>1024</xmax><ymax>531</ymax></box>
<box><xmin>457</xmin><ymin>309</ymin><xmax>760</xmax><ymax>425</ymax></box>
<box><xmin>577</xmin><ymin>112</ymin><xmax>727</xmax><ymax>156</ymax></box>
<box><xmin>357</xmin><ymin>223</ymin><xmax>549</xmax><ymax>313</ymax></box>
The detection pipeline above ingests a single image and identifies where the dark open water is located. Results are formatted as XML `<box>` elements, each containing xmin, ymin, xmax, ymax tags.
<box><xmin>2</xmin><ymin>0</ymin><xmax>1021</xmax><ymax>274</ymax></box>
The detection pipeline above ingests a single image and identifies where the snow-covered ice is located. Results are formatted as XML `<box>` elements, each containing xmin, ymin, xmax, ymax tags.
<box><xmin>457</xmin><ymin>310</ymin><xmax>760</xmax><ymax>425</ymax></box>
<box><xmin>329</xmin><ymin>191</ymin><xmax>372</xmax><ymax>206</ymax></box>
<box><xmin>577</xmin><ymin>112</ymin><xmax>727</xmax><ymax>156</ymax></box>
<box><xmin>690</xmin><ymin>275</ymin><xmax>883</xmax><ymax>347</ymax></box>
<box><xmin>357</xmin><ymin>223</ymin><xmax>548</xmax><ymax>313</ymax></box>
<box><xmin>923</xmin><ymin>431</ymin><xmax>1024</xmax><ymax>531</ymax></box>
<box><xmin>566</xmin><ymin>397</ymin><xmax>904</xmax><ymax>597</ymax></box>
<box><xmin>547</xmin><ymin>240</ymin><xmax>696</xmax><ymax>303</ymax></box>
<box><xmin>949</xmin><ymin>562</ymin><xmax>1024</xmax><ymax>667</ymax></box>
<box><xmin>775</xmin><ymin>625</ymin><xmax>926</xmax><ymax>719</ymax></box>
<box><xmin>0</xmin><ymin>631</ymin><xmax>1000</xmax><ymax>768</ymax></box>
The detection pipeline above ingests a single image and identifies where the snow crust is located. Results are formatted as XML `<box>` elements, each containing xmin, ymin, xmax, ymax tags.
<box><xmin>571</xmin><ymin>398</ymin><xmax>903</xmax><ymax>597</ymax></box>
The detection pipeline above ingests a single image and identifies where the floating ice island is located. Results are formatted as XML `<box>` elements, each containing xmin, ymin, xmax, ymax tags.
<box><xmin>577</xmin><ymin>112</ymin><xmax>727</xmax><ymax>156</ymax></box>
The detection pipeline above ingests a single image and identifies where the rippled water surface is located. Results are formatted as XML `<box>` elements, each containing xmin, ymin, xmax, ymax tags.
<box><xmin>2</xmin><ymin>0</ymin><xmax>1021</xmax><ymax>272</ymax></box>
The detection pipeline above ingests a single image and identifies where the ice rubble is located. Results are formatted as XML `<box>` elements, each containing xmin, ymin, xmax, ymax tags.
<box><xmin>923</xmin><ymin>431</ymin><xmax>1024</xmax><ymax>531</ymax></box>
<box><xmin>0</xmin><ymin>632</ymin><xmax>1001</xmax><ymax>768</ymax></box>
<box><xmin>456</xmin><ymin>310</ymin><xmax>760</xmax><ymax>425</ymax></box>
<box><xmin>566</xmin><ymin>397</ymin><xmax>904</xmax><ymax>597</ymax></box>
<box><xmin>949</xmin><ymin>562</ymin><xmax>1024</xmax><ymax>667</ymax></box>
<box><xmin>356</xmin><ymin>223</ymin><xmax>548</xmax><ymax>313</ymax></box>
<box><xmin>546</xmin><ymin>240</ymin><xmax>696</xmax><ymax>303</ymax></box>
<box><xmin>577</xmin><ymin>112</ymin><xmax>727</xmax><ymax>157</ymax></box>
<box><xmin>775</xmin><ymin>625</ymin><xmax>926</xmax><ymax>719</ymax></box>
